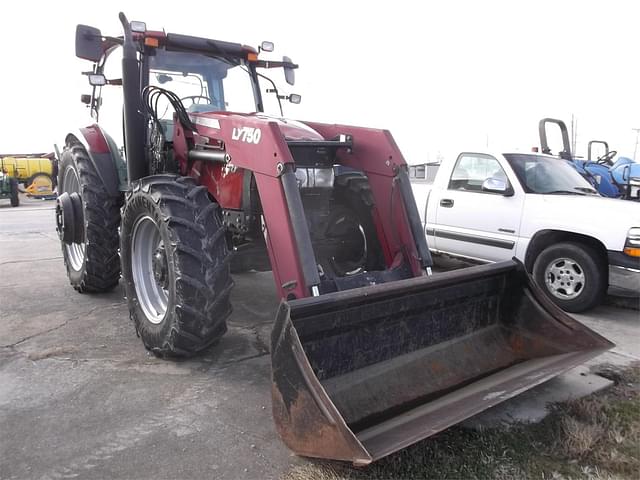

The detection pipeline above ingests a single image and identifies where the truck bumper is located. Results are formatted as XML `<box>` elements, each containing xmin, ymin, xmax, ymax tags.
<box><xmin>609</xmin><ymin>265</ymin><xmax>640</xmax><ymax>296</ymax></box>
<box><xmin>608</xmin><ymin>251</ymin><xmax>640</xmax><ymax>295</ymax></box>
<box><xmin>607</xmin><ymin>250</ymin><xmax>640</xmax><ymax>296</ymax></box>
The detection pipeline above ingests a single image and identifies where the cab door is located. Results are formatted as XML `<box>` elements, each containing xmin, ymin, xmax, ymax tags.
<box><xmin>430</xmin><ymin>153</ymin><xmax>524</xmax><ymax>262</ymax></box>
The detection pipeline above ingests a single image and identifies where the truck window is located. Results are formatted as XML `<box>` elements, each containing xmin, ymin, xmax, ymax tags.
<box><xmin>504</xmin><ymin>154</ymin><xmax>596</xmax><ymax>194</ymax></box>
<box><xmin>409</xmin><ymin>164</ymin><xmax>426</xmax><ymax>179</ymax></box>
<box><xmin>448</xmin><ymin>154</ymin><xmax>508</xmax><ymax>191</ymax></box>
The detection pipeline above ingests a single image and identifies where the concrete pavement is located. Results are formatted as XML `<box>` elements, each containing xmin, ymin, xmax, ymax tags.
<box><xmin>0</xmin><ymin>197</ymin><xmax>294</xmax><ymax>480</ymax></box>
<box><xmin>0</xmin><ymin>195</ymin><xmax>638</xmax><ymax>479</ymax></box>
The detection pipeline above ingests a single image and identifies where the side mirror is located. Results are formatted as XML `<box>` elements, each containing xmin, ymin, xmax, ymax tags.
<box><xmin>76</xmin><ymin>25</ymin><xmax>103</xmax><ymax>62</ymax></box>
<box><xmin>130</xmin><ymin>21</ymin><xmax>146</xmax><ymax>33</ymax></box>
<box><xmin>260</xmin><ymin>41</ymin><xmax>274</xmax><ymax>52</ymax></box>
<box><xmin>482</xmin><ymin>177</ymin><xmax>513</xmax><ymax>196</ymax></box>
<box><xmin>283</xmin><ymin>55</ymin><xmax>295</xmax><ymax>85</ymax></box>
<box><xmin>88</xmin><ymin>74</ymin><xmax>107</xmax><ymax>86</ymax></box>
<box><xmin>288</xmin><ymin>94</ymin><xmax>302</xmax><ymax>104</ymax></box>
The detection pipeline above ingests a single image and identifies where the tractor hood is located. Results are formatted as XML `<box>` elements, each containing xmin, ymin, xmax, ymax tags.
<box><xmin>252</xmin><ymin>114</ymin><xmax>325</xmax><ymax>141</ymax></box>
<box><xmin>191</xmin><ymin>111</ymin><xmax>324</xmax><ymax>142</ymax></box>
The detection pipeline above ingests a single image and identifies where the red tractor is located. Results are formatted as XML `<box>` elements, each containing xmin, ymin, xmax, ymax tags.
<box><xmin>56</xmin><ymin>13</ymin><xmax>612</xmax><ymax>464</ymax></box>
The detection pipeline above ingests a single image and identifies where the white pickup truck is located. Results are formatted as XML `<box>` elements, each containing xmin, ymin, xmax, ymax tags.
<box><xmin>411</xmin><ymin>151</ymin><xmax>640</xmax><ymax>312</ymax></box>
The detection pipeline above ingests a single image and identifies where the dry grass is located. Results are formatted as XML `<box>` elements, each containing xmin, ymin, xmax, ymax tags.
<box><xmin>551</xmin><ymin>364</ymin><xmax>640</xmax><ymax>476</ymax></box>
<box><xmin>283</xmin><ymin>363</ymin><xmax>640</xmax><ymax>480</ymax></box>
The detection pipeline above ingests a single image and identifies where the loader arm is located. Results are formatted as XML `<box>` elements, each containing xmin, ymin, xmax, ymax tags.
<box><xmin>185</xmin><ymin>113</ymin><xmax>431</xmax><ymax>299</ymax></box>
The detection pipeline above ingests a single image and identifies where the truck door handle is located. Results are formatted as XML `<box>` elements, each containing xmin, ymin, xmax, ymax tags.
<box><xmin>440</xmin><ymin>199</ymin><xmax>454</xmax><ymax>208</ymax></box>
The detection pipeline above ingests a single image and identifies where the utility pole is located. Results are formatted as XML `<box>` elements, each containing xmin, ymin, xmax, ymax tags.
<box><xmin>633</xmin><ymin>128</ymin><xmax>640</xmax><ymax>162</ymax></box>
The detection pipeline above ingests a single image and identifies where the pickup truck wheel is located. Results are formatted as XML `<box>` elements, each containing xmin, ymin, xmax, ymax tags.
<box><xmin>120</xmin><ymin>175</ymin><xmax>233</xmax><ymax>358</ymax></box>
<box><xmin>532</xmin><ymin>242</ymin><xmax>606</xmax><ymax>313</ymax></box>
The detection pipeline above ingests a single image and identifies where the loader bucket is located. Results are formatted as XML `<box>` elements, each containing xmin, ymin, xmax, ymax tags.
<box><xmin>270</xmin><ymin>260</ymin><xmax>613</xmax><ymax>465</ymax></box>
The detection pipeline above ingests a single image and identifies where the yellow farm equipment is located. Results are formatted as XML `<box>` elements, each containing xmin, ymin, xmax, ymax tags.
<box><xmin>0</xmin><ymin>153</ymin><xmax>55</xmax><ymax>196</ymax></box>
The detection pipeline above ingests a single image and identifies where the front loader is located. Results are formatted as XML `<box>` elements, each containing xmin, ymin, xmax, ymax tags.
<box><xmin>56</xmin><ymin>14</ymin><xmax>613</xmax><ymax>464</ymax></box>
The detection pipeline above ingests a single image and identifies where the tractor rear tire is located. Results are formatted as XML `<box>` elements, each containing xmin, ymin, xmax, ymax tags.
<box><xmin>58</xmin><ymin>142</ymin><xmax>121</xmax><ymax>292</ymax></box>
<box><xmin>120</xmin><ymin>175</ymin><xmax>233</xmax><ymax>358</ymax></box>
<box><xmin>9</xmin><ymin>178</ymin><xmax>19</xmax><ymax>207</ymax></box>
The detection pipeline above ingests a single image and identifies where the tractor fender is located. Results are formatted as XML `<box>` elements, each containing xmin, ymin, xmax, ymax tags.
<box><xmin>65</xmin><ymin>125</ymin><xmax>127</xmax><ymax>197</ymax></box>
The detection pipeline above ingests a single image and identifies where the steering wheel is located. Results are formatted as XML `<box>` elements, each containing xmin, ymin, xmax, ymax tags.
<box><xmin>180</xmin><ymin>95</ymin><xmax>214</xmax><ymax>107</ymax></box>
<box><xmin>596</xmin><ymin>150</ymin><xmax>617</xmax><ymax>166</ymax></box>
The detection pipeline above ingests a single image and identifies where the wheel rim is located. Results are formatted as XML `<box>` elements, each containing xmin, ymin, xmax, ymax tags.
<box><xmin>62</xmin><ymin>167</ymin><xmax>85</xmax><ymax>271</ymax></box>
<box><xmin>544</xmin><ymin>257</ymin><xmax>586</xmax><ymax>300</ymax></box>
<box><xmin>131</xmin><ymin>216</ymin><xmax>169</xmax><ymax>324</ymax></box>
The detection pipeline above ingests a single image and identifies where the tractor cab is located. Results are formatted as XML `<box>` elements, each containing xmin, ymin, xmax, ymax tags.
<box><xmin>76</xmin><ymin>21</ymin><xmax>299</xmax><ymax>159</ymax></box>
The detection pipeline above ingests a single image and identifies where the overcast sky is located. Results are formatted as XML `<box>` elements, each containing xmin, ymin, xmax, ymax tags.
<box><xmin>1</xmin><ymin>0</ymin><xmax>638</xmax><ymax>163</ymax></box>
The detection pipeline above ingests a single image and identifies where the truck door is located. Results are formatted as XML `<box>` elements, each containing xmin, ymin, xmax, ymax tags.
<box><xmin>431</xmin><ymin>153</ymin><xmax>524</xmax><ymax>262</ymax></box>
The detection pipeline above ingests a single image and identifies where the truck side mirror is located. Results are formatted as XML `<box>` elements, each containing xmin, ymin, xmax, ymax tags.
<box><xmin>260</xmin><ymin>41</ymin><xmax>274</xmax><ymax>52</ymax></box>
<box><xmin>482</xmin><ymin>177</ymin><xmax>514</xmax><ymax>196</ymax></box>
<box><xmin>283</xmin><ymin>56</ymin><xmax>295</xmax><ymax>86</ymax></box>
<box><xmin>76</xmin><ymin>25</ymin><xmax>103</xmax><ymax>62</ymax></box>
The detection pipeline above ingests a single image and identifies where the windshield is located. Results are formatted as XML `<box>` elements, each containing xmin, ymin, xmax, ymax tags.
<box><xmin>504</xmin><ymin>154</ymin><xmax>598</xmax><ymax>195</ymax></box>
<box><xmin>148</xmin><ymin>50</ymin><xmax>257</xmax><ymax>117</ymax></box>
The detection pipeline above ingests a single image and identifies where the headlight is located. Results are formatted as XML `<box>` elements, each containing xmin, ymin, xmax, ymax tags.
<box><xmin>624</xmin><ymin>227</ymin><xmax>640</xmax><ymax>257</ymax></box>
<box><xmin>294</xmin><ymin>167</ymin><xmax>334</xmax><ymax>189</ymax></box>
<box><xmin>628</xmin><ymin>178</ymin><xmax>640</xmax><ymax>199</ymax></box>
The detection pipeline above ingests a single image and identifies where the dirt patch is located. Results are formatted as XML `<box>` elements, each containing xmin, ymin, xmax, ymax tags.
<box><xmin>283</xmin><ymin>363</ymin><xmax>640</xmax><ymax>480</ymax></box>
<box><xmin>27</xmin><ymin>346</ymin><xmax>76</xmax><ymax>361</ymax></box>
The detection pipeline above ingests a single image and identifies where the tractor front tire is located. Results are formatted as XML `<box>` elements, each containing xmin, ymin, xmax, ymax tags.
<box><xmin>58</xmin><ymin>142</ymin><xmax>121</xmax><ymax>292</ymax></box>
<box><xmin>120</xmin><ymin>175</ymin><xmax>233</xmax><ymax>357</ymax></box>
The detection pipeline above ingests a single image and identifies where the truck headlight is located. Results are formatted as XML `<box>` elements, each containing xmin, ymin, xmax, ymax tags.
<box><xmin>294</xmin><ymin>167</ymin><xmax>334</xmax><ymax>189</ymax></box>
<box><xmin>629</xmin><ymin>178</ymin><xmax>640</xmax><ymax>199</ymax></box>
<box><xmin>624</xmin><ymin>227</ymin><xmax>640</xmax><ymax>257</ymax></box>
